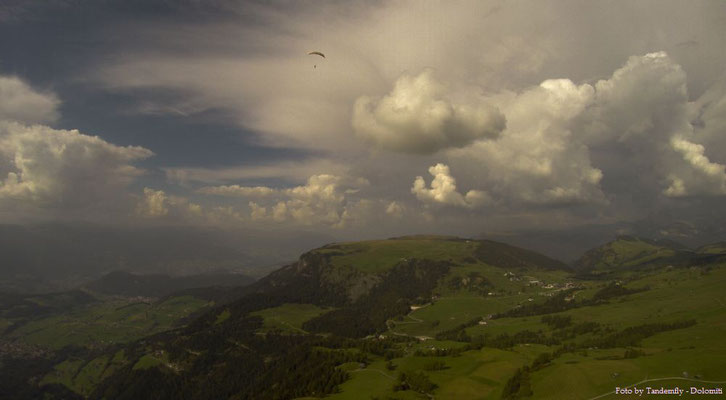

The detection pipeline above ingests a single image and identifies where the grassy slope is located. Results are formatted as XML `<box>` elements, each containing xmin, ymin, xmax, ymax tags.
<box><xmin>299</xmin><ymin>238</ymin><xmax>577</xmax><ymax>399</ymax></box>
<box><xmin>315</xmin><ymin>237</ymin><xmax>479</xmax><ymax>274</ymax></box>
<box><xmin>527</xmin><ymin>266</ymin><xmax>726</xmax><ymax>399</ymax></box>
<box><xmin>6</xmin><ymin>295</ymin><xmax>212</xmax><ymax>349</ymax></box>
<box><xmin>28</xmin><ymin>295</ymin><xmax>210</xmax><ymax>395</ymax></box>
<box><xmin>577</xmin><ymin>237</ymin><xmax>679</xmax><ymax>271</ymax></box>
<box><xmin>40</xmin><ymin>350</ymin><xmax>127</xmax><ymax>397</ymax></box>
<box><xmin>391</xmin><ymin>261</ymin><xmax>572</xmax><ymax>338</ymax></box>
<box><xmin>326</xmin><ymin>345</ymin><xmax>542</xmax><ymax>400</ymax></box>
<box><xmin>442</xmin><ymin>265</ymin><xmax>723</xmax><ymax>399</ymax></box>
<box><xmin>320</xmin><ymin>237</ymin><xmax>726</xmax><ymax>399</ymax></box>
<box><xmin>697</xmin><ymin>242</ymin><xmax>726</xmax><ymax>255</ymax></box>
<box><xmin>609</xmin><ymin>239</ymin><xmax>674</xmax><ymax>266</ymax></box>
<box><xmin>250</xmin><ymin>303</ymin><xmax>331</xmax><ymax>334</ymax></box>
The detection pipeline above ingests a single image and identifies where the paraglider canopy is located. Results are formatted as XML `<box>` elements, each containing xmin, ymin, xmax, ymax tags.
<box><xmin>308</xmin><ymin>51</ymin><xmax>325</xmax><ymax>69</ymax></box>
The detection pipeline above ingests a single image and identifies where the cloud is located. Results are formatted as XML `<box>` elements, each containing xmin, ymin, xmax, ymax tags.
<box><xmin>445</xmin><ymin>52</ymin><xmax>726</xmax><ymax>208</ymax></box>
<box><xmin>0</xmin><ymin>76</ymin><xmax>59</xmax><ymax>124</ymax></box>
<box><xmin>89</xmin><ymin>1</ymin><xmax>572</xmax><ymax>155</ymax></box>
<box><xmin>136</xmin><ymin>187</ymin><xmax>246</xmax><ymax>225</ymax></box>
<box><xmin>412</xmin><ymin>163</ymin><xmax>491</xmax><ymax>208</ymax></box>
<box><xmin>0</xmin><ymin>74</ymin><xmax>154</xmax><ymax>220</ymax></box>
<box><xmin>84</xmin><ymin>2</ymin><xmax>726</xmax><ymax>229</ymax></box>
<box><xmin>352</xmin><ymin>70</ymin><xmax>505</xmax><ymax>154</ymax></box>
<box><xmin>448</xmin><ymin>77</ymin><xmax>605</xmax><ymax>205</ymax></box>
<box><xmin>583</xmin><ymin>52</ymin><xmax>689</xmax><ymax>146</ymax></box>
<box><xmin>671</xmin><ymin>138</ymin><xmax>724</xmax><ymax>178</ymax></box>
<box><xmin>164</xmin><ymin>159</ymin><xmax>349</xmax><ymax>186</ymax></box>
<box><xmin>692</xmin><ymin>79</ymin><xmax>726</xmax><ymax>155</ymax></box>
<box><xmin>665</xmin><ymin>137</ymin><xmax>726</xmax><ymax>197</ymax></box>
<box><xmin>579</xmin><ymin>52</ymin><xmax>726</xmax><ymax>199</ymax></box>
<box><xmin>385</xmin><ymin>201</ymin><xmax>404</xmax><ymax>218</ymax></box>
<box><xmin>136</xmin><ymin>187</ymin><xmax>170</xmax><ymax>217</ymax></box>
<box><xmin>183</xmin><ymin>51</ymin><xmax>726</xmax><ymax>230</ymax></box>
<box><xmin>93</xmin><ymin>28</ymin><xmax>379</xmax><ymax>153</ymax></box>
<box><xmin>198</xmin><ymin>185</ymin><xmax>277</xmax><ymax>197</ymax></box>
<box><xmin>7</xmin><ymin>2</ymin><xmax>726</xmax><ymax>242</ymax></box>
<box><xmin>0</xmin><ymin>121</ymin><xmax>153</xmax><ymax>211</ymax></box>
<box><xmin>90</xmin><ymin>1</ymin><xmax>726</xmax><ymax>150</ymax></box>
<box><xmin>202</xmin><ymin>174</ymin><xmax>369</xmax><ymax>228</ymax></box>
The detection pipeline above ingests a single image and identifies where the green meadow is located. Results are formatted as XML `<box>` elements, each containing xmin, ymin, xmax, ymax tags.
<box><xmin>250</xmin><ymin>303</ymin><xmax>332</xmax><ymax>334</ymax></box>
<box><xmin>6</xmin><ymin>295</ymin><xmax>212</xmax><ymax>349</ymax></box>
<box><xmin>316</xmin><ymin>237</ymin><xmax>480</xmax><ymax>273</ymax></box>
<box><xmin>40</xmin><ymin>350</ymin><xmax>127</xmax><ymax>397</ymax></box>
<box><xmin>324</xmin><ymin>261</ymin><xmax>726</xmax><ymax>399</ymax></box>
<box><xmin>324</xmin><ymin>346</ymin><xmax>542</xmax><ymax>400</ymax></box>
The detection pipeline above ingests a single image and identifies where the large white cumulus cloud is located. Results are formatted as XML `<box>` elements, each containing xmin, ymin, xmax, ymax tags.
<box><xmin>580</xmin><ymin>52</ymin><xmax>726</xmax><ymax>198</ymax></box>
<box><xmin>584</xmin><ymin>52</ymin><xmax>689</xmax><ymax>145</ymax></box>
<box><xmin>0</xmin><ymin>77</ymin><xmax>154</xmax><ymax>215</ymax></box>
<box><xmin>447</xmin><ymin>78</ymin><xmax>605</xmax><ymax>205</ymax></box>
<box><xmin>353</xmin><ymin>70</ymin><xmax>505</xmax><ymax>154</ymax></box>
<box><xmin>0</xmin><ymin>122</ymin><xmax>153</xmax><ymax>210</ymax></box>
<box><xmin>434</xmin><ymin>51</ymin><xmax>726</xmax><ymax>210</ymax></box>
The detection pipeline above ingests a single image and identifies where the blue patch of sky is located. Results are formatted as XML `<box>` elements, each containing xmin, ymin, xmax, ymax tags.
<box><xmin>1</xmin><ymin>2</ymin><xmax>318</xmax><ymax>192</ymax></box>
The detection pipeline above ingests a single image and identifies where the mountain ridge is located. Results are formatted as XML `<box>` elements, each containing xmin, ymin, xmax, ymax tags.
<box><xmin>4</xmin><ymin>234</ymin><xmax>726</xmax><ymax>400</ymax></box>
<box><xmin>575</xmin><ymin>235</ymin><xmax>726</xmax><ymax>273</ymax></box>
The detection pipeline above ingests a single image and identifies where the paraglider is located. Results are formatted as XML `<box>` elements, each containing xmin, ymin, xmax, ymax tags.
<box><xmin>308</xmin><ymin>51</ymin><xmax>325</xmax><ymax>68</ymax></box>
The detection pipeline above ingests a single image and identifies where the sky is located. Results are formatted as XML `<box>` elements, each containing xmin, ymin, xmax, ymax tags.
<box><xmin>1</xmin><ymin>0</ymin><xmax>726</xmax><ymax>258</ymax></box>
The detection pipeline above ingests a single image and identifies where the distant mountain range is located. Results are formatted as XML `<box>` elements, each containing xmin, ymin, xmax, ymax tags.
<box><xmin>85</xmin><ymin>270</ymin><xmax>256</xmax><ymax>298</ymax></box>
<box><xmin>575</xmin><ymin>235</ymin><xmax>726</xmax><ymax>273</ymax></box>
<box><xmin>0</xmin><ymin>223</ymin><xmax>333</xmax><ymax>292</ymax></box>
